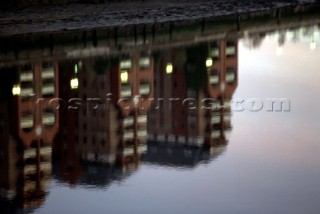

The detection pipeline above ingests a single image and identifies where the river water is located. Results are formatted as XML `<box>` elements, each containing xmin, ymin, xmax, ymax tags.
<box><xmin>0</xmin><ymin>20</ymin><xmax>319</xmax><ymax>214</ymax></box>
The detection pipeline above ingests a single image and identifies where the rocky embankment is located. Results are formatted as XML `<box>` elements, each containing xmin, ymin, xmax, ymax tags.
<box><xmin>0</xmin><ymin>0</ymin><xmax>320</xmax><ymax>36</ymax></box>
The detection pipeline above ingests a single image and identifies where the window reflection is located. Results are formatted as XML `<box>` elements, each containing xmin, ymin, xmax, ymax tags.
<box><xmin>20</xmin><ymin>65</ymin><xmax>34</xmax><ymax>99</ymax></box>
<box><xmin>209</xmin><ymin>69</ymin><xmax>220</xmax><ymax>86</ymax></box>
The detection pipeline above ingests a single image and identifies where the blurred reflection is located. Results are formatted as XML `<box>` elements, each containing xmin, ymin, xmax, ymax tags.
<box><xmin>148</xmin><ymin>38</ymin><xmax>237</xmax><ymax>148</ymax></box>
<box><xmin>0</xmin><ymin>63</ymin><xmax>58</xmax><ymax>212</ymax></box>
<box><xmin>145</xmin><ymin>37</ymin><xmax>237</xmax><ymax>167</ymax></box>
<box><xmin>52</xmin><ymin>50</ymin><xmax>155</xmax><ymax>187</ymax></box>
<box><xmin>49</xmin><ymin>40</ymin><xmax>237</xmax><ymax>191</ymax></box>
<box><xmin>2</xmin><ymin>16</ymin><xmax>318</xmax><ymax>213</ymax></box>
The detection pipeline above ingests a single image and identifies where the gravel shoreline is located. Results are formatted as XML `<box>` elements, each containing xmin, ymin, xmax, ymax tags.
<box><xmin>0</xmin><ymin>0</ymin><xmax>319</xmax><ymax>36</ymax></box>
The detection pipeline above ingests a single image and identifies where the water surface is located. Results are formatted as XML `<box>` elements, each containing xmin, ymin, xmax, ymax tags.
<box><xmin>0</xmin><ymin>21</ymin><xmax>319</xmax><ymax>214</ymax></box>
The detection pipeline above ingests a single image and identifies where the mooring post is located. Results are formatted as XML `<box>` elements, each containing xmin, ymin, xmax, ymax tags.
<box><xmin>152</xmin><ymin>23</ymin><xmax>156</xmax><ymax>41</ymax></box>
<box><xmin>143</xmin><ymin>25</ymin><xmax>147</xmax><ymax>44</ymax></box>
<box><xmin>134</xmin><ymin>25</ymin><xmax>138</xmax><ymax>44</ymax></box>
<box><xmin>169</xmin><ymin>22</ymin><xmax>173</xmax><ymax>40</ymax></box>
<box><xmin>201</xmin><ymin>18</ymin><xmax>205</xmax><ymax>33</ymax></box>
<box><xmin>13</xmin><ymin>39</ymin><xmax>18</xmax><ymax>59</ymax></box>
<box><xmin>82</xmin><ymin>31</ymin><xmax>87</xmax><ymax>48</ymax></box>
<box><xmin>237</xmin><ymin>15</ymin><xmax>241</xmax><ymax>31</ymax></box>
<box><xmin>92</xmin><ymin>30</ymin><xmax>97</xmax><ymax>47</ymax></box>
<box><xmin>114</xmin><ymin>27</ymin><xmax>118</xmax><ymax>45</ymax></box>
<box><xmin>277</xmin><ymin>9</ymin><xmax>282</xmax><ymax>25</ymax></box>
<box><xmin>49</xmin><ymin>34</ymin><xmax>54</xmax><ymax>55</ymax></box>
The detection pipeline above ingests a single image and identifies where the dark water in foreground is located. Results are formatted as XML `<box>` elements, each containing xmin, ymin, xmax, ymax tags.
<box><xmin>0</xmin><ymin>21</ymin><xmax>320</xmax><ymax>214</ymax></box>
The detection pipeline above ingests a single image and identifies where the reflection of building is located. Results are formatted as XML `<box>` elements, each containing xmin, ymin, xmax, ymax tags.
<box><xmin>12</xmin><ymin>62</ymin><xmax>59</xmax><ymax>147</ymax></box>
<box><xmin>111</xmin><ymin>51</ymin><xmax>154</xmax><ymax>166</ymax></box>
<box><xmin>111</xmin><ymin>51</ymin><xmax>154</xmax><ymax>114</ymax></box>
<box><xmin>0</xmin><ymin>135</ymin><xmax>47</xmax><ymax>212</ymax></box>
<box><xmin>148</xmin><ymin>38</ymin><xmax>238</xmax><ymax>148</ymax></box>
<box><xmin>205</xmin><ymin>38</ymin><xmax>238</xmax><ymax>147</ymax></box>
<box><xmin>0</xmin><ymin>62</ymin><xmax>59</xmax><ymax>210</ymax></box>
<box><xmin>53</xmin><ymin>61</ymin><xmax>82</xmax><ymax>185</ymax></box>
<box><xmin>76</xmin><ymin>58</ymin><xmax>120</xmax><ymax>165</ymax></box>
<box><xmin>55</xmin><ymin>52</ymin><xmax>154</xmax><ymax>171</ymax></box>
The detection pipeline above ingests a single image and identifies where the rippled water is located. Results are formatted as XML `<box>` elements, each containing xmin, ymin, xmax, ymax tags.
<box><xmin>0</xmin><ymin>19</ymin><xmax>320</xmax><ymax>214</ymax></box>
